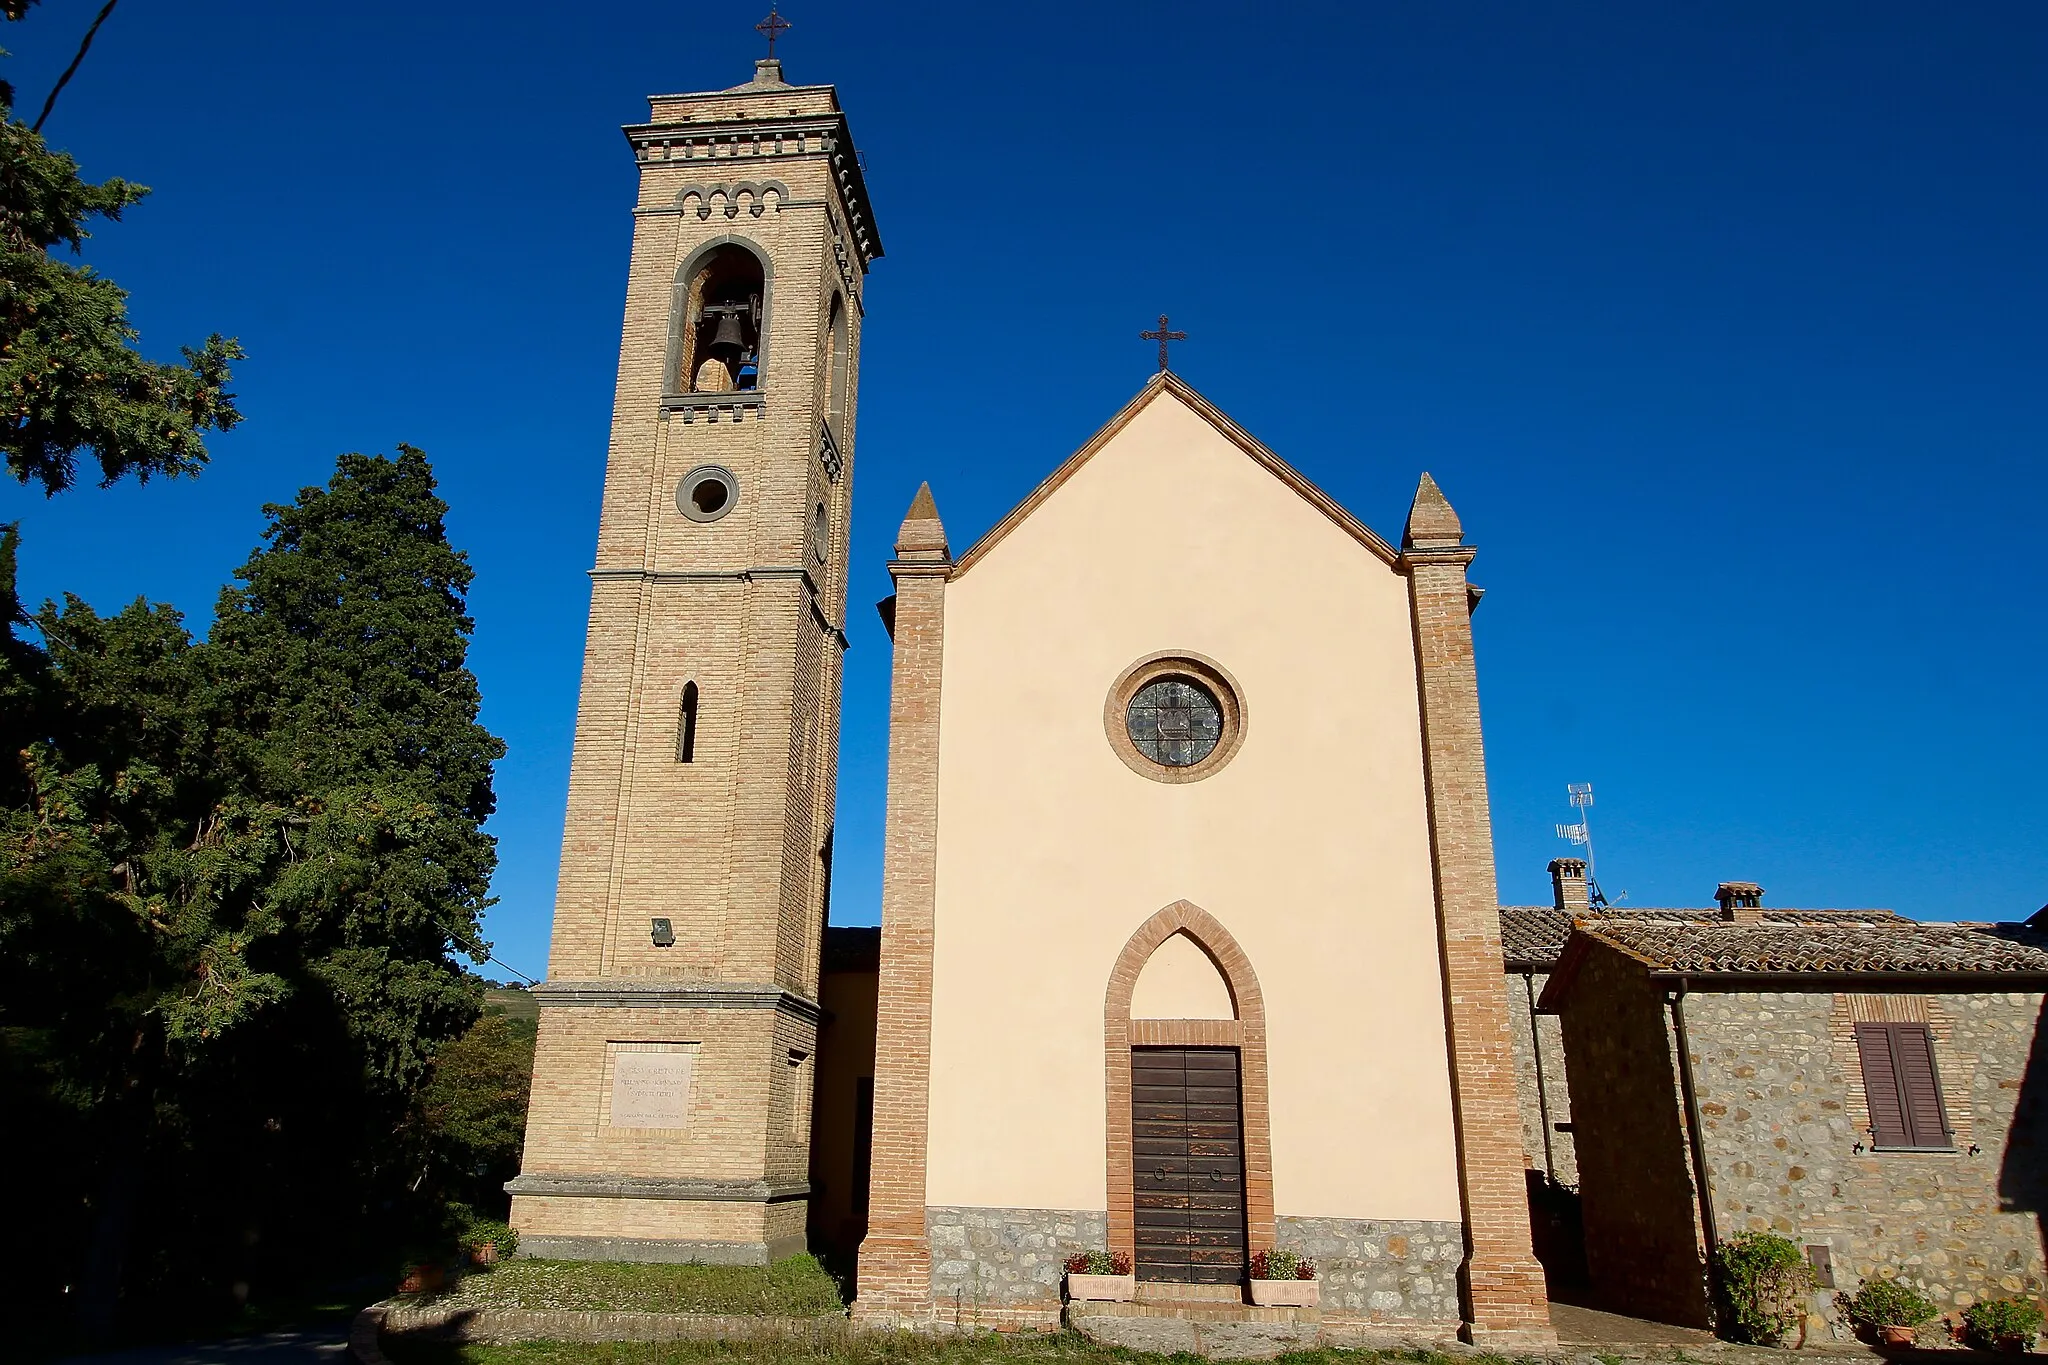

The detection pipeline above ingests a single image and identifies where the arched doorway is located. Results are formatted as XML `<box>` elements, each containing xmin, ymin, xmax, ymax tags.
<box><xmin>1104</xmin><ymin>901</ymin><xmax>1275</xmax><ymax>1286</ymax></box>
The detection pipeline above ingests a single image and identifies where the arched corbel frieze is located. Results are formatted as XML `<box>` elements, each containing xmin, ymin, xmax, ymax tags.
<box><xmin>674</xmin><ymin>179</ymin><xmax>790</xmax><ymax>220</ymax></box>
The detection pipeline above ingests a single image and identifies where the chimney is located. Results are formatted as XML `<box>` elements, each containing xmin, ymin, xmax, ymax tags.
<box><xmin>1549</xmin><ymin>858</ymin><xmax>1590</xmax><ymax>916</ymax></box>
<box><xmin>1716</xmin><ymin>882</ymin><xmax>1764</xmax><ymax>923</ymax></box>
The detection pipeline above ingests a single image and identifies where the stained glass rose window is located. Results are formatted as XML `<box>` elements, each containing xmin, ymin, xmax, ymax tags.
<box><xmin>1125</xmin><ymin>677</ymin><xmax>1223</xmax><ymax>767</ymax></box>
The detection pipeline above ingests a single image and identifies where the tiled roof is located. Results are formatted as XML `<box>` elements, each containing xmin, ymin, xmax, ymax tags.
<box><xmin>1498</xmin><ymin>906</ymin><xmax>1899</xmax><ymax>969</ymax></box>
<box><xmin>1588</xmin><ymin>919</ymin><xmax>2048</xmax><ymax>976</ymax></box>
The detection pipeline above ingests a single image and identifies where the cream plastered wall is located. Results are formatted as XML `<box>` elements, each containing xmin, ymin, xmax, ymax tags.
<box><xmin>923</xmin><ymin>389</ymin><xmax>1461</xmax><ymax>1222</ymax></box>
<box><xmin>1131</xmin><ymin>931</ymin><xmax>1236</xmax><ymax>1020</ymax></box>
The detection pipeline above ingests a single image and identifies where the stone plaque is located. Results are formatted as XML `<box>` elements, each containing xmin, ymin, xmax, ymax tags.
<box><xmin>609</xmin><ymin>1048</ymin><xmax>694</xmax><ymax>1129</ymax></box>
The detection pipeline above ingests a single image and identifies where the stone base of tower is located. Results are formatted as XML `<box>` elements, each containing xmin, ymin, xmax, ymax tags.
<box><xmin>508</xmin><ymin>986</ymin><xmax>823</xmax><ymax>1265</ymax></box>
<box><xmin>508</xmin><ymin>1186</ymin><xmax>809</xmax><ymax>1265</ymax></box>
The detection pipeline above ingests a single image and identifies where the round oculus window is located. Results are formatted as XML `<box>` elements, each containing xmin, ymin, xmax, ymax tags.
<box><xmin>1103</xmin><ymin>652</ymin><xmax>1246</xmax><ymax>784</ymax></box>
<box><xmin>677</xmin><ymin>465</ymin><xmax>738</xmax><ymax>523</ymax></box>
<box><xmin>1125</xmin><ymin>677</ymin><xmax>1222</xmax><ymax>767</ymax></box>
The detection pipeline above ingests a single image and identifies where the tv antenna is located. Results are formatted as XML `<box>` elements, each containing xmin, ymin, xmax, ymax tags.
<box><xmin>1555</xmin><ymin>782</ymin><xmax>1615</xmax><ymax>907</ymax></box>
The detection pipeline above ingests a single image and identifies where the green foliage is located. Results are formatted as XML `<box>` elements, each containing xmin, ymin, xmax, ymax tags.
<box><xmin>459</xmin><ymin>1219</ymin><xmax>518</xmax><ymax>1258</ymax></box>
<box><xmin>1250</xmin><ymin>1248</ymin><xmax>1316</xmax><ymax>1280</ymax></box>
<box><xmin>1712</xmin><ymin>1231</ymin><xmax>1814</xmax><ymax>1345</ymax></box>
<box><xmin>206</xmin><ymin>445</ymin><xmax>505</xmax><ymax>1094</ymax></box>
<box><xmin>0</xmin><ymin>54</ymin><xmax>242</xmax><ymax>495</ymax></box>
<box><xmin>0</xmin><ymin>448</ymin><xmax>502</xmax><ymax>1340</ymax></box>
<box><xmin>1965</xmin><ymin>1297</ymin><xmax>2044</xmax><ymax>1348</ymax></box>
<box><xmin>1840</xmin><ymin>1276</ymin><xmax>1939</xmax><ymax>1331</ymax></box>
<box><xmin>411</xmin><ymin>1013</ymin><xmax>536</xmax><ymax>1218</ymax></box>
<box><xmin>1062</xmin><ymin>1250</ymin><xmax>1130</xmax><ymax>1276</ymax></box>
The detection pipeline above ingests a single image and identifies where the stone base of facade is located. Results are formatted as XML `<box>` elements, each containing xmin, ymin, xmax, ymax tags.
<box><xmin>928</xmin><ymin>1205</ymin><xmax>1107</xmax><ymax>1311</ymax></box>
<box><xmin>1271</xmin><ymin>1216</ymin><xmax>1465</xmax><ymax>1323</ymax></box>
<box><xmin>898</xmin><ymin>1206</ymin><xmax>1468</xmax><ymax>1329</ymax></box>
<box><xmin>509</xmin><ymin>1191</ymin><xmax>808</xmax><ymax>1265</ymax></box>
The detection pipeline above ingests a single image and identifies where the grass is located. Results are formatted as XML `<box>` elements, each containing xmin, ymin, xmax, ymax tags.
<box><xmin>380</xmin><ymin>1335</ymin><xmax>1464</xmax><ymax>1365</ymax></box>
<box><xmin>485</xmin><ymin>987</ymin><xmax>541</xmax><ymax>1023</ymax></box>
<box><xmin>417</xmin><ymin>1255</ymin><xmax>848</xmax><ymax>1317</ymax></box>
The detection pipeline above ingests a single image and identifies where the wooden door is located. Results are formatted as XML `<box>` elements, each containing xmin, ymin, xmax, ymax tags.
<box><xmin>1131</xmin><ymin>1046</ymin><xmax>1247</xmax><ymax>1284</ymax></box>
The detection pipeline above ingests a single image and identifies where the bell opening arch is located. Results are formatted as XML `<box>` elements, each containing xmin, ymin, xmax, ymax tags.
<box><xmin>667</xmin><ymin>237</ymin><xmax>772</xmax><ymax>397</ymax></box>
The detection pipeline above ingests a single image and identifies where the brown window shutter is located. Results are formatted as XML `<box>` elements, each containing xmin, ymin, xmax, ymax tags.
<box><xmin>1890</xmin><ymin>1024</ymin><xmax>1952</xmax><ymax>1149</ymax></box>
<box><xmin>1855</xmin><ymin>1021</ymin><xmax>1953</xmax><ymax>1150</ymax></box>
<box><xmin>1854</xmin><ymin>1022</ymin><xmax>1909</xmax><ymax>1148</ymax></box>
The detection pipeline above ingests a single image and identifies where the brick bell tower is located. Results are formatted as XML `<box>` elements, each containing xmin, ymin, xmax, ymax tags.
<box><xmin>508</xmin><ymin>54</ymin><xmax>881</xmax><ymax>1264</ymax></box>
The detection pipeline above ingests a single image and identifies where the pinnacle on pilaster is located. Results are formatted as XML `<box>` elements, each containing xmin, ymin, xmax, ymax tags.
<box><xmin>1403</xmin><ymin>472</ymin><xmax>1464</xmax><ymax>551</ymax></box>
<box><xmin>895</xmin><ymin>482</ymin><xmax>949</xmax><ymax>560</ymax></box>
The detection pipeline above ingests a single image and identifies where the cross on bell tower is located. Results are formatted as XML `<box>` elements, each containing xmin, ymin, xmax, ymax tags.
<box><xmin>755</xmin><ymin>5</ymin><xmax>791</xmax><ymax>57</ymax></box>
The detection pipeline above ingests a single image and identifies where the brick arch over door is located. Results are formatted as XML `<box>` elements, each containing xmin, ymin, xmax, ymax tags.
<box><xmin>1104</xmin><ymin>900</ymin><xmax>1276</xmax><ymax>1266</ymax></box>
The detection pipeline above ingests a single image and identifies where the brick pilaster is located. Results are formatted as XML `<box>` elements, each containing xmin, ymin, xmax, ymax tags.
<box><xmin>1401</xmin><ymin>474</ymin><xmax>1557</xmax><ymax>1349</ymax></box>
<box><xmin>852</xmin><ymin>485</ymin><xmax>949</xmax><ymax>1321</ymax></box>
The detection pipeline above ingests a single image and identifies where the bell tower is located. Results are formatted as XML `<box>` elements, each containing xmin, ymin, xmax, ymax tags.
<box><xmin>509</xmin><ymin>55</ymin><xmax>881</xmax><ymax>1264</ymax></box>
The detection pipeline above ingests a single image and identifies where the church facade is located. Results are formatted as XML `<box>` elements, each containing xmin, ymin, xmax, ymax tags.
<box><xmin>509</xmin><ymin>58</ymin><xmax>1554</xmax><ymax>1347</ymax></box>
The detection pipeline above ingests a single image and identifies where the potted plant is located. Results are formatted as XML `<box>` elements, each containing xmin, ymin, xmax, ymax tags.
<box><xmin>396</xmin><ymin>1260</ymin><xmax>446</xmax><ymax>1295</ymax></box>
<box><xmin>1966</xmin><ymin>1297</ymin><xmax>2045</xmax><ymax>1353</ymax></box>
<box><xmin>1841</xmin><ymin>1276</ymin><xmax>1940</xmax><ymax>1347</ymax></box>
<box><xmin>461</xmin><ymin>1219</ymin><xmax>519</xmax><ymax>1267</ymax></box>
<box><xmin>1248</xmin><ymin>1248</ymin><xmax>1319</xmax><ymax>1308</ymax></box>
<box><xmin>1064</xmin><ymin>1250</ymin><xmax>1134</xmax><ymax>1302</ymax></box>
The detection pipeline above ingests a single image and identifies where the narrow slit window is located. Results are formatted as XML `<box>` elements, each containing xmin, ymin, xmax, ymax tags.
<box><xmin>678</xmin><ymin>681</ymin><xmax>699</xmax><ymax>763</ymax></box>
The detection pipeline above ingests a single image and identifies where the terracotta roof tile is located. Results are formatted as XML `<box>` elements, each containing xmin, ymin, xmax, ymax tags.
<box><xmin>1498</xmin><ymin>906</ymin><xmax>1899</xmax><ymax>969</ymax></box>
<box><xmin>1584</xmin><ymin>919</ymin><xmax>2048</xmax><ymax>975</ymax></box>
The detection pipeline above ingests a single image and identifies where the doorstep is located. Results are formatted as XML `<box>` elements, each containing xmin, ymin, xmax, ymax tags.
<box><xmin>1071</xmin><ymin>1300</ymin><xmax>1322</xmax><ymax>1325</ymax></box>
<box><xmin>1065</xmin><ymin>1298</ymin><xmax>1323</xmax><ymax>1360</ymax></box>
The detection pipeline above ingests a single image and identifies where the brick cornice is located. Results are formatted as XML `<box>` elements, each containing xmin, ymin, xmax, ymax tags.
<box><xmin>531</xmin><ymin>980</ymin><xmax>824</xmax><ymax>1024</ymax></box>
<box><xmin>1397</xmin><ymin>544</ymin><xmax>1478</xmax><ymax>572</ymax></box>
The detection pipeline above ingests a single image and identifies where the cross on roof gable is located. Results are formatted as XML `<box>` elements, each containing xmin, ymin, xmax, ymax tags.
<box><xmin>948</xmin><ymin>373</ymin><xmax>1403</xmax><ymax>578</ymax></box>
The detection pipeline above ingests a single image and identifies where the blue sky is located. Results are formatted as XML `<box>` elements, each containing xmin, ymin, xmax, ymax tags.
<box><xmin>6</xmin><ymin>1</ymin><xmax>2045</xmax><ymax>980</ymax></box>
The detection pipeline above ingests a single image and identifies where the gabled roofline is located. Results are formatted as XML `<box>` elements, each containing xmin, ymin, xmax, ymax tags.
<box><xmin>948</xmin><ymin>372</ymin><xmax>1401</xmax><ymax>578</ymax></box>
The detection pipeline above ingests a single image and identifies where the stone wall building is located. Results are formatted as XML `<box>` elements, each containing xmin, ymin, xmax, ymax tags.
<box><xmin>1538</xmin><ymin>900</ymin><xmax>2048</xmax><ymax>1335</ymax></box>
<box><xmin>1497</xmin><ymin>860</ymin><xmax>1914</xmax><ymax>1296</ymax></box>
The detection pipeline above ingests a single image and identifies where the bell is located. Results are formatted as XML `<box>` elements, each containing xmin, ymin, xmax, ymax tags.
<box><xmin>707</xmin><ymin>309</ymin><xmax>746</xmax><ymax>358</ymax></box>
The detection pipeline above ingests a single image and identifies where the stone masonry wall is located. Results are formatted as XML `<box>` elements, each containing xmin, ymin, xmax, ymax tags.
<box><xmin>1687</xmin><ymin>990</ymin><xmax>2048</xmax><ymax>1339</ymax></box>
<box><xmin>1274</xmin><ymin>1216</ymin><xmax>1463</xmax><ymax>1323</ymax></box>
<box><xmin>1555</xmin><ymin>946</ymin><xmax>1713</xmax><ymax>1327</ymax></box>
<box><xmin>926</xmin><ymin>1206</ymin><xmax>1105</xmax><ymax>1311</ymax></box>
<box><xmin>1504</xmin><ymin>968</ymin><xmax>1577</xmax><ymax>1185</ymax></box>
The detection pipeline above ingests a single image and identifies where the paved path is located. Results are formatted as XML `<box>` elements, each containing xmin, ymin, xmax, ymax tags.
<box><xmin>52</xmin><ymin>1325</ymin><xmax>352</xmax><ymax>1365</ymax></box>
<box><xmin>1553</xmin><ymin>1301</ymin><xmax>1720</xmax><ymax>1347</ymax></box>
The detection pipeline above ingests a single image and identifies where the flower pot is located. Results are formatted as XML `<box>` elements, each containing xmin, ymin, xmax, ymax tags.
<box><xmin>1999</xmin><ymin>1333</ymin><xmax>2033</xmax><ymax>1354</ymax></box>
<box><xmin>1249</xmin><ymin>1278</ymin><xmax>1320</xmax><ymax>1308</ymax></box>
<box><xmin>1880</xmin><ymin>1325</ymin><xmax>1917</xmax><ymax>1347</ymax></box>
<box><xmin>397</xmin><ymin>1264</ymin><xmax>445</xmax><ymax>1295</ymax></box>
<box><xmin>1067</xmin><ymin>1272</ymin><xmax>1135</xmax><ymax>1302</ymax></box>
<box><xmin>468</xmin><ymin>1242</ymin><xmax>500</xmax><ymax>1267</ymax></box>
